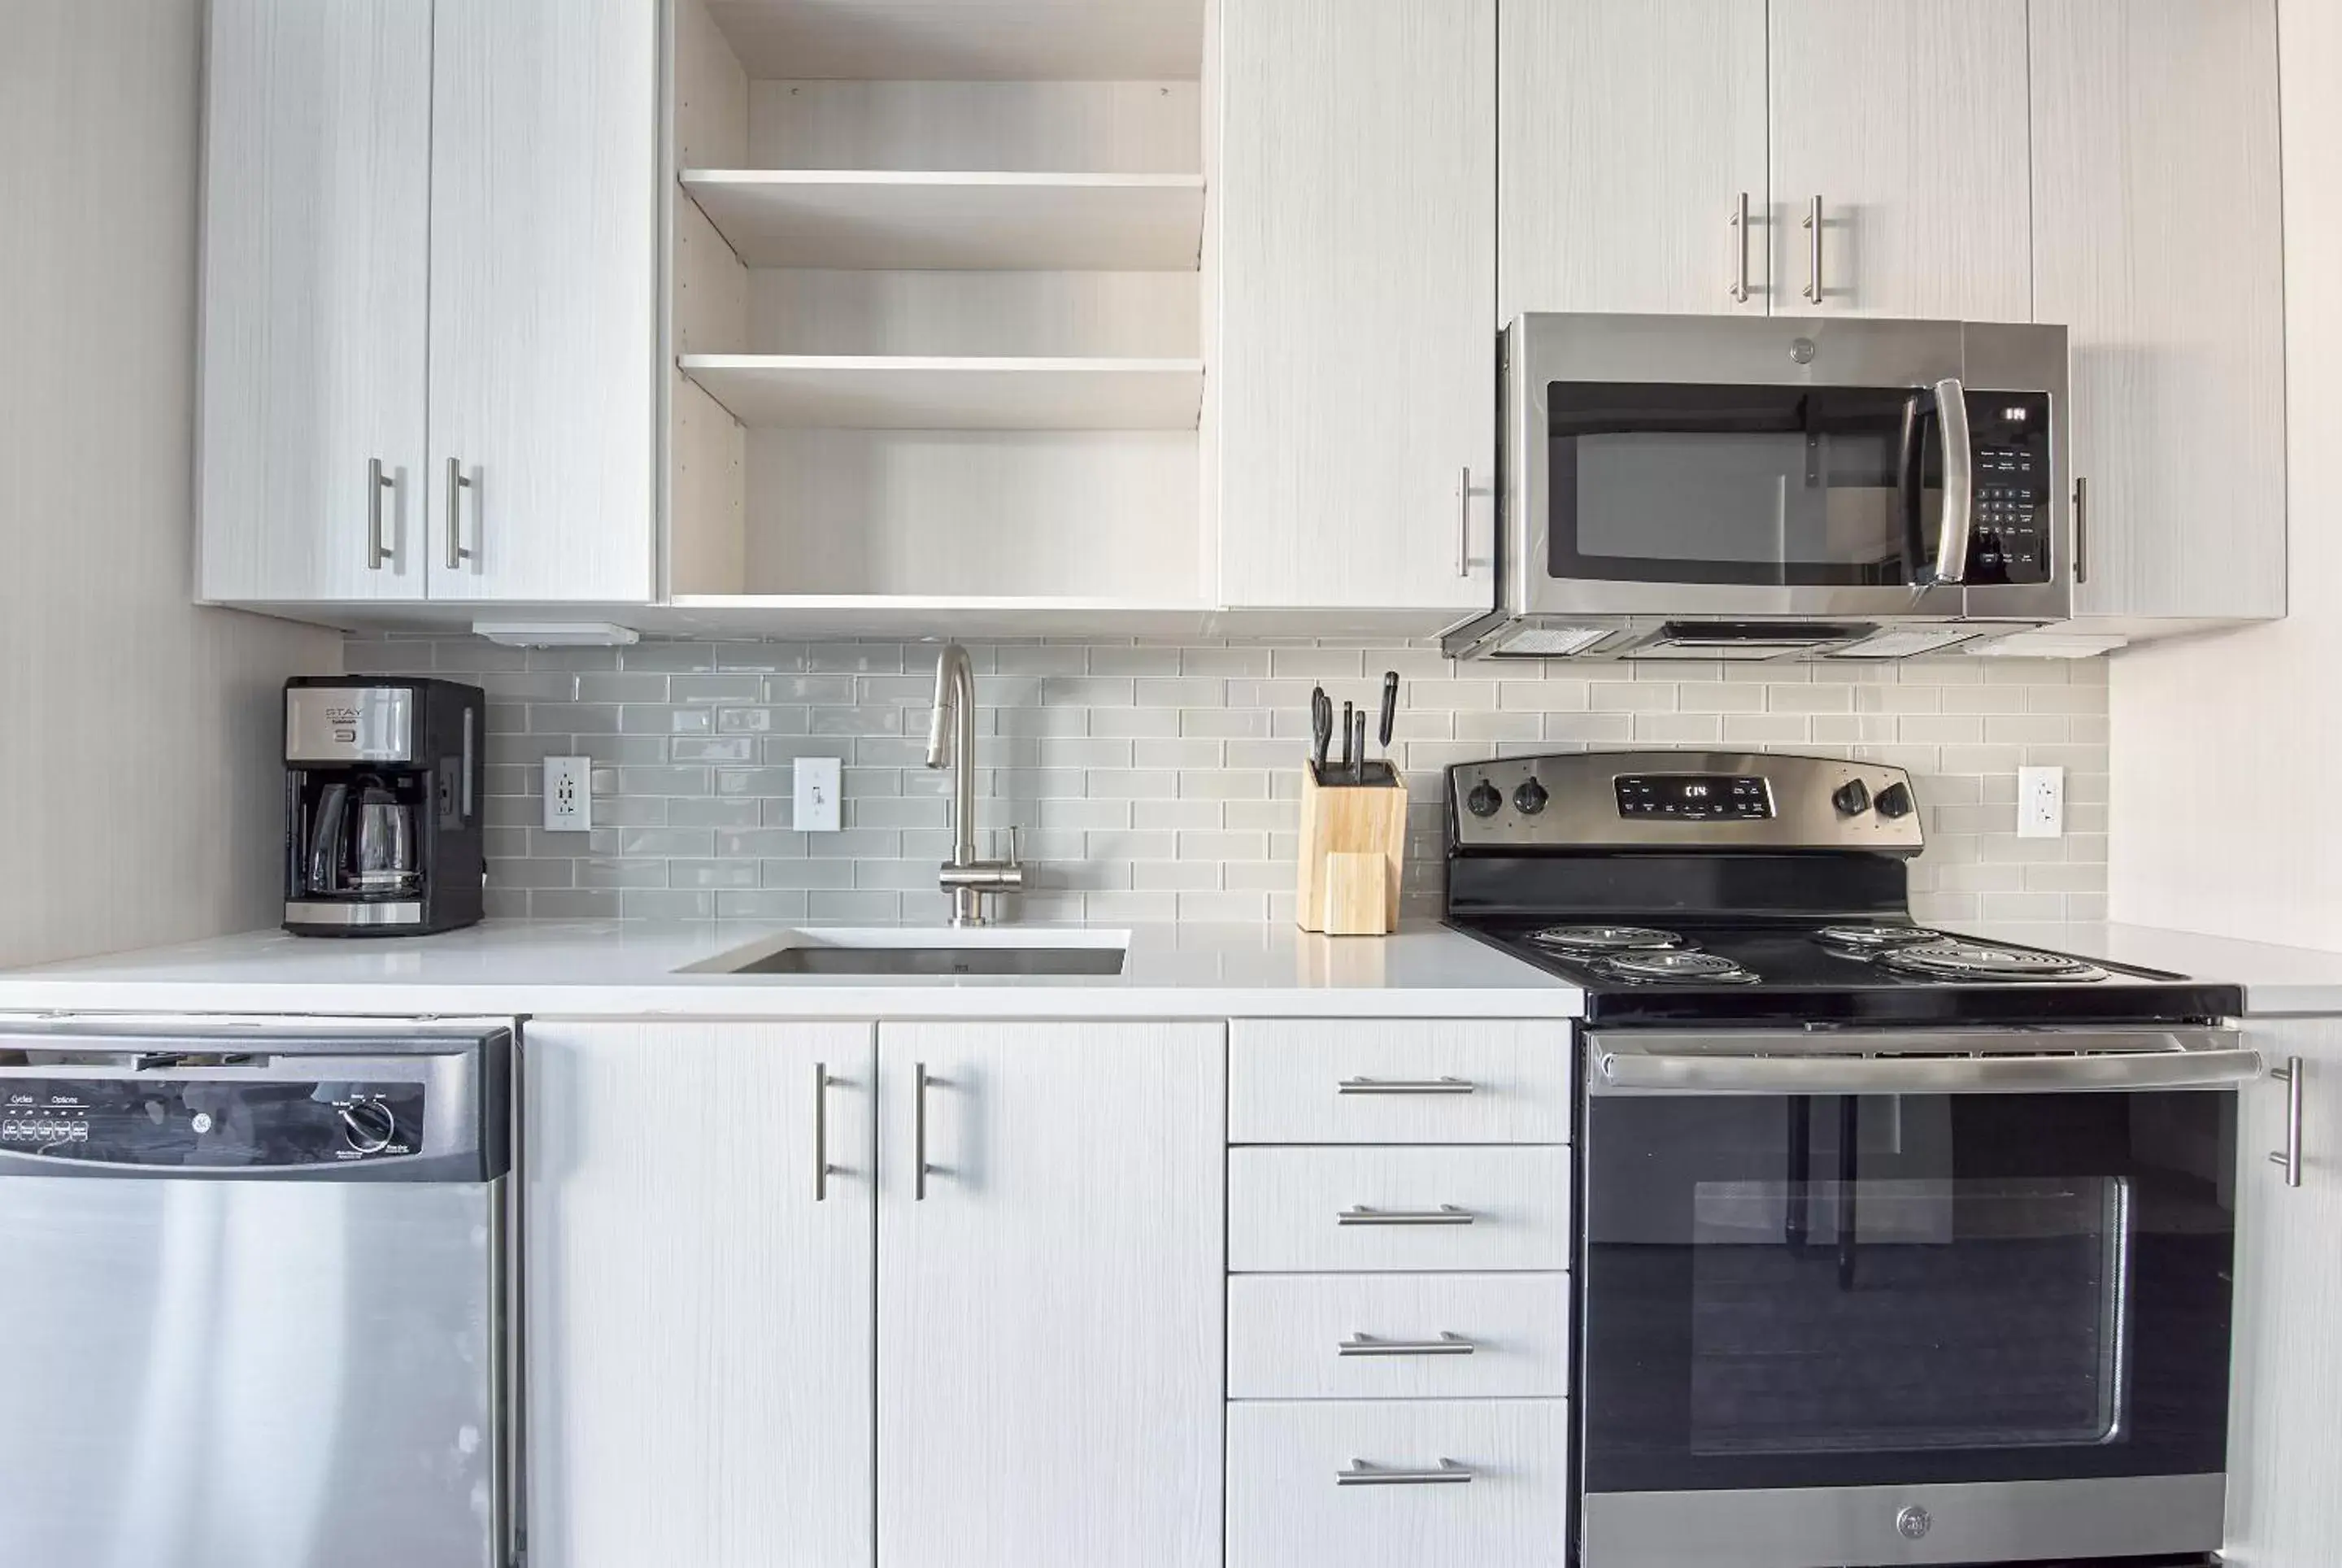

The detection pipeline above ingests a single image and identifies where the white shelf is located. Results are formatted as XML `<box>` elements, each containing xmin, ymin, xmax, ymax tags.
<box><xmin>701</xmin><ymin>2</ymin><xmax>1204</xmax><ymax>81</ymax></box>
<box><xmin>679</xmin><ymin>354</ymin><xmax>1204</xmax><ymax>430</ymax></box>
<box><xmin>681</xmin><ymin>169</ymin><xmax>1204</xmax><ymax>269</ymax></box>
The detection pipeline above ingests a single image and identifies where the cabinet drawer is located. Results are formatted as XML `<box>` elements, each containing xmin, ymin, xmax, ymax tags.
<box><xmin>1230</xmin><ymin>1020</ymin><xmax>1572</xmax><ymax>1144</ymax></box>
<box><xmin>1227</xmin><ymin>1400</ymin><xmax>1568</xmax><ymax>1568</ymax></box>
<box><xmin>1229</xmin><ymin>1274</ymin><xmax>1569</xmax><ymax>1400</ymax></box>
<box><xmin>1229</xmin><ymin>1147</ymin><xmax>1569</xmax><ymax>1272</ymax></box>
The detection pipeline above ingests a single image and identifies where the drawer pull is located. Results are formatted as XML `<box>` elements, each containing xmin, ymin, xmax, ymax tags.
<box><xmin>1338</xmin><ymin>1331</ymin><xmax>1476</xmax><ymax>1357</ymax></box>
<box><xmin>1338</xmin><ymin>1204</ymin><xmax>1474</xmax><ymax>1227</ymax></box>
<box><xmin>1337</xmin><ymin>1458</ymin><xmax>1474</xmax><ymax>1487</ymax></box>
<box><xmin>1336</xmin><ymin>1075</ymin><xmax>1475</xmax><ymax>1095</ymax></box>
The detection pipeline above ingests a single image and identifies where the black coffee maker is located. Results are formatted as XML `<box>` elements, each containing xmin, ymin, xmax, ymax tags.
<box><xmin>284</xmin><ymin>677</ymin><xmax>485</xmax><ymax>936</ymax></box>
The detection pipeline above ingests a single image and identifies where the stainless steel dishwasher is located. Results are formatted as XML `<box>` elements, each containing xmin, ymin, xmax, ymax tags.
<box><xmin>0</xmin><ymin>1016</ymin><xmax>520</xmax><ymax>1568</ymax></box>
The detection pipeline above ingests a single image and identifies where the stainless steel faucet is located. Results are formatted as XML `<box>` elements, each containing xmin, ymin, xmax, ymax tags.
<box><xmin>924</xmin><ymin>642</ymin><xmax>1024</xmax><ymax>926</ymax></box>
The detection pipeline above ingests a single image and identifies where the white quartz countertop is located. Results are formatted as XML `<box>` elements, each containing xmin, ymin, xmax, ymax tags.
<box><xmin>1970</xmin><ymin>921</ymin><xmax>2342</xmax><ymax>1017</ymax></box>
<box><xmin>0</xmin><ymin>920</ymin><xmax>1582</xmax><ymax>1021</ymax></box>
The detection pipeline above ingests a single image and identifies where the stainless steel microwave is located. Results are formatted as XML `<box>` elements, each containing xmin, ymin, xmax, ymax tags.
<box><xmin>1444</xmin><ymin>313</ymin><xmax>2073</xmax><ymax>661</ymax></box>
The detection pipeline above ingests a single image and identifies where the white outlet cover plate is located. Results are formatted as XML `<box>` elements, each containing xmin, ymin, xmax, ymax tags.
<box><xmin>794</xmin><ymin>756</ymin><xmax>842</xmax><ymax>833</ymax></box>
<box><xmin>2017</xmin><ymin>765</ymin><xmax>2064</xmax><ymax>839</ymax></box>
<box><xmin>543</xmin><ymin>756</ymin><xmax>592</xmax><ymax>832</ymax></box>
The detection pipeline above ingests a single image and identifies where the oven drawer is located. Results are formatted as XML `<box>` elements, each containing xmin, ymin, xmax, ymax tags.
<box><xmin>1228</xmin><ymin>1273</ymin><xmax>1570</xmax><ymax>1400</ymax></box>
<box><xmin>1230</xmin><ymin>1020</ymin><xmax>1572</xmax><ymax>1144</ymax></box>
<box><xmin>1227</xmin><ymin>1399</ymin><xmax>1569</xmax><ymax>1568</ymax></box>
<box><xmin>1229</xmin><ymin>1147</ymin><xmax>1570</xmax><ymax>1272</ymax></box>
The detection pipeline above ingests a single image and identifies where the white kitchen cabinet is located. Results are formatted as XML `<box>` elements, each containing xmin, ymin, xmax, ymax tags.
<box><xmin>2225</xmin><ymin>1021</ymin><xmax>2342</xmax><ymax>1566</ymax></box>
<box><xmin>2031</xmin><ymin>0</ymin><xmax>2286</xmax><ymax>622</ymax></box>
<box><xmin>197</xmin><ymin>0</ymin><xmax>433</xmax><ymax>602</ymax></box>
<box><xmin>426</xmin><ymin>0</ymin><xmax>660</xmax><ymax>602</ymax></box>
<box><xmin>877</xmin><ymin>1021</ymin><xmax>1224</xmax><ymax>1568</ymax></box>
<box><xmin>1768</xmin><ymin>0</ymin><xmax>2032</xmax><ymax>321</ymax></box>
<box><xmin>1499</xmin><ymin>0</ymin><xmax>1770</xmax><ymax>320</ymax></box>
<box><xmin>1212</xmin><ymin>0</ymin><xmax>1496</xmax><ymax>613</ymax></box>
<box><xmin>524</xmin><ymin>1021</ymin><xmax>876</xmax><ymax>1568</ymax></box>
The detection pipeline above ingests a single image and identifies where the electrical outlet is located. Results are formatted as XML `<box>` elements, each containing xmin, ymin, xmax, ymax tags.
<box><xmin>542</xmin><ymin>756</ymin><xmax>592</xmax><ymax>832</ymax></box>
<box><xmin>794</xmin><ymin>756</ymin><xmax>842</xmax><ymax>833</ymax></box>
<box><xmin>2018</xmin><ymin>765</ymin><xmax>2064</xmax><ymax>839</ymax></box>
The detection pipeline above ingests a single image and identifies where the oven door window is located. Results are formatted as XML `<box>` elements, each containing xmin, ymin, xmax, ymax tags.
<box><xmin>1547</xmin><ymin>383</ymin><xmax>1942</xmax><ymax>587</ymax></box>
<box><xmin>1579</xmin><ymin>1091</ymin><xmax>2235</xmax><ymax>1493</ymax></box>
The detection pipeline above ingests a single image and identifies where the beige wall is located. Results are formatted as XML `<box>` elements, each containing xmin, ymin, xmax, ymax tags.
<box><xmin>2109</xmin><ymin>0</ymin><xmax>2342</xmax><ymax>945</ymax></box>
<box><xmin>0</xmin><ymin>0</ymin><xmax>338</xmax><ymax>966</ymax></box>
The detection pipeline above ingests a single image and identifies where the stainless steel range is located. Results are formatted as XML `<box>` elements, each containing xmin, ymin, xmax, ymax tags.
<box><xmin>1443</xmin><ymin>751</ymin><xmax>2253</xmax><ymax>1568</ymax></box>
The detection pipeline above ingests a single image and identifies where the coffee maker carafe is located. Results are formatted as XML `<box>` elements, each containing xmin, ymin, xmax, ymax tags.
<box><xmin>285</xmin><ymin>678</ymin><xmax>485</xmax><ymax>935</ymax></box>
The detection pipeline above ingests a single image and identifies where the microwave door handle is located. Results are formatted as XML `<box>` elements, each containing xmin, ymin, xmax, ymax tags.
<box><xmin>1930</xmin><ymin>377</ymin><xmax>1974</xmax><ymax>585</ymax></box>
<box><xmin>1896</xmin><ymin>391</ymin><xmax>1931</xmax><ymax>586</ymax></box>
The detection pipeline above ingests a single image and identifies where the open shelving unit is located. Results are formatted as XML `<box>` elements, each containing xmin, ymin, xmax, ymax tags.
<box><xmin>665</xmin><ymin>0</ymin><xmax>1212</xmax><ymax>612</ymax></box>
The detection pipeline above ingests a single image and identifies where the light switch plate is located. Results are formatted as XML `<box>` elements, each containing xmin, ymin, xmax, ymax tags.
<box><xmin>2018</xmin><ymin>765</ymin><xmax>2064</xmax><ymax>839</ymax></box>
<box><xmin>543</xmin><ymin>756</ymin><xmax>591</xmax><ymax>832</ymax></box>
<box><xmin>794</xmin><ymin>756</ymin><xmax>842</xmax><ymax>833</ymax></box>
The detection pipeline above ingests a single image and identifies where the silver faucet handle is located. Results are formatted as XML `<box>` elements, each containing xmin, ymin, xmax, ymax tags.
<box><xmin>997</xmin><ymin>825</ymin><xmax>1021</xmax><ymax>868</ymax></box>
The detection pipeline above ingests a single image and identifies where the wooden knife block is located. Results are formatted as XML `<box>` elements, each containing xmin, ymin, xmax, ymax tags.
<box><xmin>1295</xmin><ymin>764</ymin><xmax>1407</xmax><ymax>936</ymax></box>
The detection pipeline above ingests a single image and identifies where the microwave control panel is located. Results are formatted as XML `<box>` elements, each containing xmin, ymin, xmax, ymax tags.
<box><xmin>1965</xmin><ymin>392</ymin><xmax>2053</xmax><ymax>586</ymax></box>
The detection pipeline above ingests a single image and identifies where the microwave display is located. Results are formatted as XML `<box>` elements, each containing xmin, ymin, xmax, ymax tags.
<box><xmin>1544</xmin><ymin>385</ymin><xmax>2051</xmax><ymax>590</ymax></box>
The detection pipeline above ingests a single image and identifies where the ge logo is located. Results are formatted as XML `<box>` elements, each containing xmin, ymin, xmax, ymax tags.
<box><xmin>1896</xmin><ymin>1505</ymin><xmax>1933</xmax><ymax>1541</ymax></box>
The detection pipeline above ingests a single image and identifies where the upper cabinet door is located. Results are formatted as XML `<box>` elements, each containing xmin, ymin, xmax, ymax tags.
<box><xmin>198</xmin><ymin>0</ymin><xmax>431</xmax><ymax>602</ymax></box>
<box><xmin>1215</xmin><ymin>0</ymin><xmax>1497</xmax><ymax>612</ymax></box>
<box><xmin>2033</xmin><ymin>0</ymin><xmax>2285</xmax><ymax>621</ymax></box>
<box><xmin>1500</xmin><ymin>0</ymin><xmax>1770</xmax><ymax>320</ymax></box>
<box><xmin>1769</xmin><ymin>0</ymin><xmax>2032</xmax><ymax>320</ymax></box>
<box><xmin>426</xmin><ymin>0</ymin><xmax>660</xmax><ymax>603</ymax></box>
<box><xmin>877</xmin><ymin>1022</ymin><xmax>1224</xmax><ymax>1568</ymax></box>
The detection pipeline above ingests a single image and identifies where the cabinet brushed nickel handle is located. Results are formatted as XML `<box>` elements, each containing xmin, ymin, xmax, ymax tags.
<box><xmin>1802</xmin><ymin>195</ymin><xmax>1825</xmax><ymax>303</ymax></box>
<box><xmin>1338</xmin><ymin>1075</ymin><xmax>1474</xmax><ymax>1096</ymax></box>
<box><xmin>1729</xmin><ymin>192</ymin><xmax>1752</xmax><ymax>303</ymax></box>
<box><xmin>1337</xmin><ymin>1459</ymin><xmax>1474</xmax><ymax>1487</ymax></box>
<box><xmin>1455</xmin><ymin>468</ymin><xmax>1473</xmax><ymax>577</ymax></box>
<box><xmin>814</xmin><ymin>1061</ymin><xmax>831</xmax><ymax>1201</ymax></box>
<box><xmin>445</xmin><ymin>458</ymin><xmax>474</xmax><ymax>570</ymax></box>
<box><xmin>1338</xmin><ymin>1331</ymin><xmax>1476</xmax><ymax>1357</ymax></box>
<box><xmin>367</xmin><ymin>458</ymin><xmax>394</xmax><ymax>569</ymax></box>
<box><xmin>2074</xmin><ymin>477</ymin><xmax>2089</xmax><ymax>584</ymax></box>
<box><xmin>1338</xmin><ymin>1204</ymin><xmax>1474</xmax><ymax>1226</ymax></box>
<box><xmin>2270</xmin><ymin>1057</ymin><xmax>2304</xmax><ymax>1189</ymax></box>
<box><xmin>914</xmin><ymin>1060</ymin><xmax>930</xmax><ymax>1200</ymax></box>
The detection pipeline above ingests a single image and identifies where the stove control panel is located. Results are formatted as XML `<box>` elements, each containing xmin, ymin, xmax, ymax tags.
<box><xmin>1448</xmin><ymin>750</ymin><xmax>1924</xmax><ymax>854</ymax></box>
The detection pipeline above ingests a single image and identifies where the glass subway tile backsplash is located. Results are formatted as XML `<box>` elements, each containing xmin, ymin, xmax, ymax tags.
<box><xmin>342</xmin><ymin>635</ymin><xmax>2110</xmax><ymax>927</ymax></box>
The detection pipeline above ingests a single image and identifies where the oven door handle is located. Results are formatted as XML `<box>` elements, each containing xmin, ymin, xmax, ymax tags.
<box><xmin>1590</xmin><ymin>1028</ymin><xmax>2261</xmax><ymax>1096</ymax></box>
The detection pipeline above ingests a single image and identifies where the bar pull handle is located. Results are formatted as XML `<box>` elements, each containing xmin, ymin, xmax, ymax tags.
<box><xmin>1337</xmin><ymin>1459</ymin><xmax>1474</xmax><ymax>1487</ymax></box>
<box><xmin>1338</xmin><ymin>1076</ymin><xmax>1474</xmax><ymax>1095</ymax></box>
<box><xmin>1802</xmin><ymin>195</ymin><xmax>1825</xmax><ymax>304</ymax></box>
<box><xmin>1338</xmin><ymin>1204</ymin><xmax>1474</xmax><ymax>1226</ymax></box>
<box><xmin>914</xmin><ymin>1060</ymin><xmax>930</xmax><ymax>1200</ymax></box>
<box><xmin>1455</xmin><ymin>468</ymin><xmax>1473</xmax><ymax>577</ymax></box>
<box><xmin>2074</xmin><ymin>476</ymin><xmax>2090</xmax><ymax>584</ymax></box>
<box><xmin>2270</xmin><ymin>1057</ymin><xmax>2304</xmax><ymax>1189</ymax></box>
<box><xmin>814</xmin><ymin>1061</ymin><xmax>831</xmax><ymax>1201</ymax></box>
<box><xmin>1930</xmin><ymin>378</ymin><xmax>1974</xmax><ymax>586</ymax></box>
<box><xmin>367</xmin><ymin>459</ymin><xmax>394</xmax><ymax>569</ymax></box>
<box><xmin>1338</xmin><ymin>1332</ymin><xmax>1476</xmax><ymax>1358</ymax></box>
<box><xmin>446</xmin><ymin>458</ymin><xmax>474</xmax><ymax>571</ymax></box>
<box><xmin>1729</xmin><ymin>192</ymin><xmax>1752</xmax><ymax>303</ymax></box>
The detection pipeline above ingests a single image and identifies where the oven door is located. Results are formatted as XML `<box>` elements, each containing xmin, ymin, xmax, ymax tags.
<box><xmin>1578</xmin><ymin>1030</ymin><xmax>2245</xmax><ymax>1568</ymax></box>
<box><xmin>1505</xmin><ymin>313</ymin><xmax>2070</xmax><ymax>628</ymax></box>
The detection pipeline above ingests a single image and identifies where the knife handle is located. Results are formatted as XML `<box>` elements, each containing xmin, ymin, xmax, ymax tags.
<box><xmin>1378</xmin><ymin>671</ymin><xmax>1399</xmax><ymax>751</ymax></box>
<box><xmin>1339</xmin><ymin>701</ymin><xmax>1355</xmax><ymax>775</ymax></box>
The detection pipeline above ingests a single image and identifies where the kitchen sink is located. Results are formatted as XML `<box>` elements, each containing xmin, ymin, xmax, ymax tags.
<box><xmin>681</xmin><ymin>929</ymin><xmax>1129</xmax><ymax>978</ymax></box>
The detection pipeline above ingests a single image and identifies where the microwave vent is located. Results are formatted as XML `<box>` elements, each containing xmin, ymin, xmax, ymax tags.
<box><xmin>1822</xmin><ymin>627</ymin><xmax>1984</xmax><ymax>660</ymax></box>
<box><xmin>1489</xmin><ymin>625</ymin><xmax>1615</xmax><ymax>658</ymax></box>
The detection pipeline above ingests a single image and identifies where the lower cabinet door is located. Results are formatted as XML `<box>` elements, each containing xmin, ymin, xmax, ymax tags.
<box><xmin>524</xmin><ymin>1021</ymin><xmax>877</xmax><ymax>1568</ymax></box>
<box><xmin>1227</xmin><ymin>1399</ymin><xmax>1569</xmax><ymax>1568</ymax></box>
<box><xmin>877</xmin><ymin>1021</ymin><xmax>1225</xmax><ymax>1568</ymax></box>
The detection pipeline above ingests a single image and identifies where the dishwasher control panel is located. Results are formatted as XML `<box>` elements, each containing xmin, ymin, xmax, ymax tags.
<box><xmin>1</xmin><ymin>1079</ymin><xmax>426</xmax><ymax>1168</ymax></box>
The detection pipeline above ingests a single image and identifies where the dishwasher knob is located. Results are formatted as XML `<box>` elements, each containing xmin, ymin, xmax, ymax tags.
<box><xmin>1465</xmin><ymin>781</ymin><xmax>1504</xmax><ymax>818</ymax></box>
<box><xmin>1831</xmin><ymin>779</ymin><xmax>1873</xmax><ymax>818</ymax></box>
<box><xmin>1513</xmin><ymin>778</ymin><xmax>1550</xmax><ymax>815</ymax></box>
<box><xmin>338</xmin><ymin>1100</ymin><xmax>398</xmax><ymax>1155</ymax></box>
<box><xmin>1874</xmin><ymin>781</ymin><xmax>1916</xmax><ymax>820</ymax></box>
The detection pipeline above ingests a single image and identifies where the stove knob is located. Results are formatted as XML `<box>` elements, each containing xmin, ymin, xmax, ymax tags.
<box><xmin>1513</xmin><ymin>778</ymin><xmax>1550</xmax><ymax>816</ymax></box>
<box><xmin>1831</xmin><ymin>779</ymin><xmax>1873</xmax><ymax>818</ymax></box>
<box><xmin>1465</xmin><ymin>780</ymin><xmax>1504</xmax><ymax>819</ymax></box>
<box><xmin>1874</xmin><ymin>781</ymin><xmax>1915</xmax><ymax>820</ymax></box>
<box><xmin>338</xmin><ymin>1100</ymin><xmax>398</xmax><ymax>1155</ymax></box>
